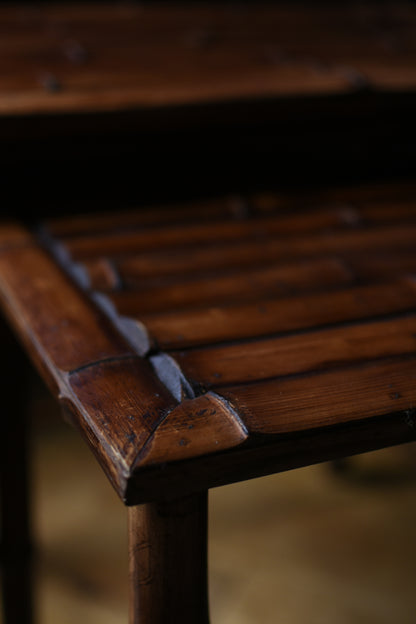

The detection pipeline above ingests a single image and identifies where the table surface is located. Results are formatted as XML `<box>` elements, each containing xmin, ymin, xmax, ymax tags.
<box><xmin>1</xmin><ymin>2</ymin><xmax>416</xmax><ymax>119</ymax></box>
<box><xmin>1</xmin><ymin>182</ymin><xmax>416</xmax><ymax>504</ymax></box>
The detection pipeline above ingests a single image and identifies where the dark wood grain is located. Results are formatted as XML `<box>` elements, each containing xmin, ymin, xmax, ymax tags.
<box><xmin>2</xmin><ymin>186</ymin><xmax>416</xmax><ymax>506</ymax></box>
<box><xmin>128</xmin><ymin>492</ymin><xmax>209</xmax><ymax>624</ymax></box>
<box><xmin>54</xmin><ymin>198</ymin><xmax>416</xmax><ymax>259</ymax></box>
<box><xmin>62</xmin><ymin>209</ymin><xmax>354</xmax><ymax>259</ymax></box>
<box><xmin>103</xmin><ymin>249</ymin><xmax>416</xmax><ymax>317</ymax></box>
<box><xmin>1</xmin><ymin>11</ymin><xmax>416</xmax><ymax>622</ymax></box>
<box><xmin>173</xmin><ymin>315</ymin><xmax>416</xmax><ymax>388</ymax></box>
<box><xmin>46</xmin><ymin>196</ymin><xmax>245</xmax><ymax>239</ymax></box>
<box><xmin>107</xmin><ymin>258</ymin><xmax>352</xmax><ymax>315</ymax></box>
<box><xmin>85</xmin><ymin>223</ymin><xmax>416</xmax><ymax>280</ymax></box>
<box><xmin>134</xmin><ymin>392</ymin><xmax>248</xmax><ymax>471</ymax></box>
<box><xmin>45</xmin><ymin>185</ymin><xmax>416</xmax><ymax>241</ymax></box>
<box><xmin>346</xmin><ymin>250</ymin><xmax>416</xmax><ymax>282</ymax></box>
<box><xmin>0</xmin><ymin>227</ymin><xmax>178</xmax><ymax>499</ymax></box>
<box><xmin>140</xmin><ymin>280</ymin><xmax>416</xmax><ymax>349</ymax></box>
<box><xmin>221</xmin><ymin>357</ymin><xmax>416</xmax><ymax>435</ymax></box>
<box><xmin>66</xmin><ymin>358</ymin><xmax>178</xmax><ymax>496</ymax></box>
<box><xmin>0</xmin><ymin>225</ymin><xmax>250</xmax><ymax>502</ymax></box>
<box><xmin>43</xmin><ymin>186</ymin><xmax>416</xmax><ymax>504</ymax></box>
<box><xmin>83</xmin><ymin>245</ymin><xmax>416</xmax><ymax>305</ymax></box>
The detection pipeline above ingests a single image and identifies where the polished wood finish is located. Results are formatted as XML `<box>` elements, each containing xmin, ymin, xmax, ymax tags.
<box><xmin>139</xmin><ymin>280</ymin><xmax>416</xmax><ymax>349</ymax></box>
<box><xmin>134</xmin><ymin>393</ymin><xmax>247</xmax><ymax>470</ymax></box>
<box><xmin>221</xmin><ymin>358</ymin><xmax>416</xmax><ymax>435</ymax></box>
<box><xmin>46</xmin><ymin>182</ymin><xmax>416</xmax><ymax>240</ymax></box>
<box><xmin>128</xmin><ymin>492</ymin><xmax>209</xmax><ymax>624</ymax></box>
<box><xmin>2</xmin><ymin>185</ymin><xmax>416</xmax><ymax>505</ymax></box>
<box><xmin>63</xmin><ymin>210</ymin><xmax>357</xmax><ymax>259</ymax></box>
<box><xmin>0</xmin><ymin>236</ymin><xmax>176</xmax><ymax>498</ymax></box>
<box><xmin>69</xmin><ymin>222</ymin><xmax>416</xmax><ymax>282</ymax></box>
<box><xmin>107</xmin><ymin>258</ymin><xmax>352</xmax><ymax>316</ymax></box>
<box><xmin>0</xmin><ymin>243</ymin><xmax>132</xmax><ymax>375</ymax></box>
<box><xmin>174</xmin><ymin>315</ymin><xmax>416</xmax><ymax>388</ymax></box>
<box><xmin>56</xmin><ymin>199</ymin><xmax>416</xmax><ymax>260</ymax></box>
<box><xmin>0</xmin><ymin>230</ymin><xmax>248</xmax><ymax>502</ymax></box>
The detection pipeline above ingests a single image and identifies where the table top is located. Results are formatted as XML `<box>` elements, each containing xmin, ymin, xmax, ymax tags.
<box><xmin>1</xmin><ymin>182</ymin><xmax>416</xmax><ymax>504</ymax></box>
<box><xmin>1</xmin><ymin>2</ymin><xmax>416</xmax><ymax>124</ymax></box>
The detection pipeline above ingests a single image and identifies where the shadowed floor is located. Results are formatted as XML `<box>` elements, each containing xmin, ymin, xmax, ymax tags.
<box><xmin>2</xmin><ymin>388</ymin><xmax>416</xmax><ymax>624</ymax></box>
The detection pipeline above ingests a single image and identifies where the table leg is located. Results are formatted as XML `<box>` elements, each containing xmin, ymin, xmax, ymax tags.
<box><xmin>0</xmin><ymin>327</ymin><xmax>34</xmax><ymax>624</ymax></box>
<box><xmin>128</xmin><ymin>491</ymin><xmax>210</xmax><ymax>624</ymax></box>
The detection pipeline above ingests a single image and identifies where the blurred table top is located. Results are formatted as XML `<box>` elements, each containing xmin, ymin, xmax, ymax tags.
<box><xmin>1</xmin><ymin>2</ymin><xmax>415</xmax><ymax>120</ymax></box>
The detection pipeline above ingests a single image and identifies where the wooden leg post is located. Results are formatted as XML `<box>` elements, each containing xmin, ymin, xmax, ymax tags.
<box><xmin>128</xmin><ymin>491</ymin><xmax>210</xmax><ymax>624</ymax></box>
<box><xmin>0</xmin><ymin>326</ymin><xmax>34</xmax><ymax>624</ymax></box>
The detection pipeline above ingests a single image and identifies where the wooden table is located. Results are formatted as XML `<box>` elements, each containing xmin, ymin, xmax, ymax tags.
<box><xmin>1</xmin><ymin>181</ymin><xmax>416</xmax><ymax>622</ymax></box>
<box><xmin>1</xmin><ymin>3</ymin><xmax>416</xmax><ymax>622</ymax></box>
<box><xmin>2</xmin><ymin>2</ymin><xmax>416</xmax><ymax>210</ymax></box>
<box><xmin>2</xmin><ymin>2</ymin><xmax>416</xmax><ymax>121</ymax></box>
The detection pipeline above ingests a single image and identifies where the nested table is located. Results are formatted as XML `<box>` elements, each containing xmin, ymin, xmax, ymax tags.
<box><xmin>1</xmin><ymin>182</ymin><xmax>416</xmax><ymax>622</ymax></box>
<box><xmin>2</xmin><ymin>1</ymin><xmax>416</xmax><ymax>147</ymax></box>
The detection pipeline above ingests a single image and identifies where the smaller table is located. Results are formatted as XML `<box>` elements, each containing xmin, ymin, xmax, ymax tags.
<box><xmin>1</xmin><ymin>182</ymin><xmax>416</xmax><ymax>623</ymax></box>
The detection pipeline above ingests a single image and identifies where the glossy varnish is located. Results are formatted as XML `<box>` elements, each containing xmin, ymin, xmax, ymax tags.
<box><xmin>1</xmin><ymin>182</ymin><xmax>416</xmax><ymax>506</ymax></box>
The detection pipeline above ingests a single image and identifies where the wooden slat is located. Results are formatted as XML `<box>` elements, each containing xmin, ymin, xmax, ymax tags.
<box><xmin>46</xmin><ymin>187</ymin><xmax>416</xmax><ymax>241</ymax></box>
<box><xmin>347</xmin><ymin>250</ymin><xmax>416</xmax><ymax>282</ymax></box>
<box><xmin>0</xmin><ymin>49</ymin><xmax>348</xmax><ymax>118</ymax></box>
<box><xmin>62</xmin><ymin>208</ymin><xmax>356</xmax><ymax>259</ymax></box>
<box><xmin>107</xmin><ymin>258</ymin><xmax>352</xmax><ymax>315</ymax></box>
<box><xmin>45</xmin><ymin>196</ymin><xmax>247</xmax><ymax>239</ymax></box>
<box><xmin>173</xmin><ymin>315</ymin><xmax>416</xmax><ymax>387</ymax></box>
<box><xmin>88</xmin><ymin>247</ymin><xmax>416</xmax><ymax>301</ymax></box>
<box><xmin>220</xmin><ymin>358</ymin><xmax>416</xmax><ymax>435</ymax></box>
<box><xmin>96</xmin><ymin>223</ymin><xmax>416</xmax><ymax>279</ymax></box>
<box><xmin>0</xmin><ymin>50</ymin><xmax>350</xmax><ymax>92</ymax></box>
<box><xmin>139</xmin><ymin>280</ymin><xmax>416</xmax><ymax>349</ymax></box>
<box><xmin>64</xmin><ymin>204</ymin><xmax>416</xmax><ymax>261</ymax></box>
